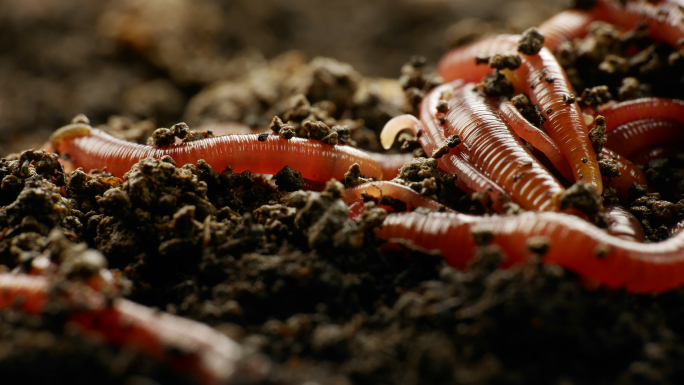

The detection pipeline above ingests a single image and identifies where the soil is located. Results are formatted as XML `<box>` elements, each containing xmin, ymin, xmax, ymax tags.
<box><xmin>3</xmin><ymin>1</ymin><xmax>684</xmax><ymax>385</ymax></box>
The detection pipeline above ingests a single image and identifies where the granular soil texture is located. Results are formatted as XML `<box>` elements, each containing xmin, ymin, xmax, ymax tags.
<box><xmin>4</xmin><ymin>0</ymin><xmax>684</xmax><ymax>385</ymax></box>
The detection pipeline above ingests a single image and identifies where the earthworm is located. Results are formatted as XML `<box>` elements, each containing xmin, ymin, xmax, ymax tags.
<box><xmin>600</xmin><ymin>147</ymin><xmax>647</xmax><ymax>201</ymax></box>
<box><xmin>593</xmin><ymin>0</ymin><xmax>684</xmax><ymax>48</ymax></box>
<box><xmin>376</xmin><ymin>210</ymin><xmax>684</xmax><ymax>293</ymax></box>
<box><xmin>498</xmin><ymin>100</ymin><xmax>574</xmax><ymax>181</ymax></box>
<box><xmin>597</xmin><ymin>98</ymin><xmax>684</xmax><ymax>132</ymax></box>
<box><xmin>537</xmin><ymin>9</ymin><xmax>595</xmax><ymax>52</ymax></box>
<box><xmin>605</xmin><ymin>119</ymin><xmax>684</xmax><ymax>158</ymax></box>
<box><xmin>603</xmin><ymin>205</ymin><xmax>645</xmax><ymax>242</ymax></box>
<box><xmin>436</xmin><ymin>10</ymin><xmax>591</xmax><ymax>82</ymax></box>
<box><xmin>0</xmin><ymin>273</ymin><xmax>250</xmax><ymax>385</ymax></box>
<box><xmin>444</xmin><ymin>83</ymin><xmax>564</xmax><ymax>211</ymax></box>
<box><xmin>50</xmin><ymin>123</ymin><xmax>382</xmax><ymax>181</ymax></box>
<box><xmin>183</xmin><ymin>123</ymin><xmax>409</xmax><ymax>180</ymax></box>
<box><xmin>343</xmin><ymin>181</ymin><xmax>450</xmax><ymax>213</ymax></box>
<box><xmin>516</xmin><ymin>46</ymin><xmax>603</xmax><ymax>193</ymax></box>
<box><xmin>437</xmin><ymin>35</ymin><xmax>519</xmax><ymax>85</ymax></box>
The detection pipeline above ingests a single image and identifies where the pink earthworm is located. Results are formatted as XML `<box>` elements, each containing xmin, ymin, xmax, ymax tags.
<box><xmin>516</xmin><ymin>46</ymin><xmax>603</xmax><ymax>193</ymax></box>
<box><xmin>593</xmin><ymin>0</ymin><xmax>684</xmax><ymax>48</ymax></box>
<box><xmin>436</xmin><ymin>35</ymin><xmax>520</xmax><ymax>85</ymax></box>
<box><xmin>343</xmin><ymin>181</ymin><xmax>451</xmax><ymax>213</ymax></box>
<box><xmin>603</xmin><ymin>205</ymin><xmax>645</xmax><ymax>242</ymax></box>
<box><xmin>597</xmin><ymin>98</ymin><xmax>684</xmax><ymax>132</ymax></box>
<box><xmin>50</xmin><ymin>123</ymin><xmax>382</xmax><ymax>181</ymax></box>
<box><xmin>498</xmin><ymin>100</ymin><xmax>574</xmax><ymax>181</ymax></box>
<box><xmin>0</xmin><ymin>273</ymin><xmax>252</xmax><ymax>385</ymax></box>
<box><xmin>605</xmin><ymin>118</ymin><xmax>684</xmax><ymax>158</ymax></box>
<box><xmin>376</xmin><ymin>210</ymin><xmax>684</xmax><ymax>293</ymax></box>
<box><xmin>538</xmin><ymin>9</ymin><xmax>596</xmax><ymax>52</ymax></box>
<box><xmin>601</xmin><ymin>147</ymin><xmax>647</xmax><ymax>201</ymax></box>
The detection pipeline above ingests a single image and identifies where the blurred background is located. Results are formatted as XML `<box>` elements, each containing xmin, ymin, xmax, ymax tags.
<box><xmin>0</xmin><ymin>0</ymin><xmax>569</xmax><ymax>154</ymax></box>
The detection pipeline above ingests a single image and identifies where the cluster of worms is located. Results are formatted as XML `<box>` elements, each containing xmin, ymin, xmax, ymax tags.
<box><xmin>4</xmin><ymin>1</ymin><xmax>684</xmax><ymax>382</ymax></box>
<box><xmin>45</xmin><ymin>0</ymin><xmax>684</xmax><ymax>296</ymax></box>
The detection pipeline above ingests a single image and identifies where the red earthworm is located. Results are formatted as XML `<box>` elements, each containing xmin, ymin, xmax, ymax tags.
<box><xmin>603</xmin><ymin>205</ymin><xmax>645</xmax><ymax>242</ymax></box>
<box><xmin>343</xmin><ymin>181</ymin><xmax>450</xmax><ymax>213</ymax></box>
<box><xmin>537</xmin><ymin>9</ymin><xmax>595</xmax><ymax>52</ymax></box>
<box><xmin>435</xmin><ymin>9</ymin><xmax>592</xmax><ymax>87</ymax></box>
<box><xmin>381</xmin><ymin>93</ymin><xmax>509</xmax><ymax>211</ymax></box>
<box><xmin>185</xmin><ymin>123</ymin><xmax>408</xmax><ymax>180</ymax></box>
<box><xmin>437</xmin><ymin>35</ymin><xmax>519</xmax><ymax>84</ymax></box>
<box><xmin>498</xmin><ymin>100</ymin><xmax>573</xmax><ymax>181</ymax></box>
<box><xmin>605</xmin><ymin>119</ymin><xmax>684</xmax><ymax>158</ymax></box>
<box><xmin>367</xmin><ymin>152</ymin><xmax>415</xmax><ymax>180</ymax></box>
<box><xmin>0</xmin><ymin>273</ymin><xmax>250</xmax><ymax>385</ymax></box>
<box><xmin>50</xmin><ymin>123</ymin><xmax>382</xmax><ymax>181</ymax></box>
<box><xmin>194</xmin><ymin>123</ymin><xmax>409</xmax><ymax>181</ymax></box>
<box><xmin>444</xmin><ymin>83</ymin><xmax>564</xmax><ymax>211</ymax></box>
<box><xmin>376</xmin><ymin>210</ymin><xmax>684</xmax><ymax>293</ymax></box>
<box><xmin>516</xmin><ymin>46</ymin><xmax>603</xmax><ymax>193</ymax></box>
<box><xmin>593</xmin><ymin>0</ymin><xmax>684</xmax><ymax>48</ymax></box>
<box><xmin>597</xmin><ymin>98</ymin><xmax>684</xmax><ymax>132</ymax></box>
<box><xmin>601</xmin><ymin>147</ymin><xmax>647</xmax><ymax>201</ymax></box>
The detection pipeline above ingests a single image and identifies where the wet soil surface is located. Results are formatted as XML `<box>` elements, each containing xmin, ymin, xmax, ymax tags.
<box><xmin>4</xmin><ymin>0</ymin><xmax>684</xmax><ymax>384</ymax></box>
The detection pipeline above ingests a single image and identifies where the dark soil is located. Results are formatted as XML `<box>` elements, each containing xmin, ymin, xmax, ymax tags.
<box><xmin>3</xmin><ymin>1</ymin><xmax>684</xmax><ymax>385</ymax></box>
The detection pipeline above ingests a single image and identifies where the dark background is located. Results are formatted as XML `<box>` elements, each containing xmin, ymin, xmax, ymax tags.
<box><xmin>0</xmin><ymin>0</ymin><xmax>568</xmax><ymax>154</ymax></box>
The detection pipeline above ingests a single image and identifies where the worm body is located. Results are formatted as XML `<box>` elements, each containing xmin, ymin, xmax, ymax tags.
<box><xmin>598</xmin><ymin>98</ymin><xmax>684</xmax><ymax>132</ymax></box>
<box><xmin>537</xmin><ymin>9</ymin><xmax>595</xmax><ymax>52</ymax></box>
<box><xmin>600</xmin><ymin>147</ymin><xmax>647</xmax><ymax>201</ymax></box>
<box><xmin>0</xmin><ymin>273</ymin><xmax>245</xmax><ymax>385</ymax></box>
<box><xmin>606</xmin><ymin>119</ymin><xmax>684</xmax><ymax>158</ymax></box>
<box><xmin>437</xmin><ymin>35</ymin><xmax>519</xmax><ymax>84</ymax></box>
<box><xmin>499</xmin><ymin>100</ymin><xmax>573</xmax><ymax>181</ymax></box>
<box><xmin>53</xmin><ymin>127</ymin><xmax>382</xmax><ymax>181</ymax></box>
<box><xmin>593</xmin><ymin>0</ymin><xmax>684</xmax><ymax>48</ymax></box>
<box><xmin>603</xmin><ymin>205</ymin><xmax>645</xmax><ymax>242</ymax></box>
<box><xmin>517</xmin><ymin>47</ymin><xmax>602</xmax><ymax>193</ymax></box>
<box><xmin>344</xmin><ymin>181</ymin><xmax>450</xmax><ymax>213</ymax></box>
<box><xmin>377</xmin><ymin>211</ymin><xmax>684</xmax><ymax>293</ymax></box>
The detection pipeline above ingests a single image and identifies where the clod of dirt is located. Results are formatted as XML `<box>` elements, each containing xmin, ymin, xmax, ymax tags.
<box><xmin>558</xmin><ymin>182</ymin><xmax>603</xmax><ymax>222</ymax></box>
<box><xmin>518</xmin><ymin>27</ymin><xmax>545</xmax><ymax>56</ymax></box>
<box><xmin>275</xmin><ymin>166</ymin><xmax>305</xmax><ymax>192</ymax></box>
<box><xmin>343</xmin><ymin>164</ymin><xmax>373</xmax><ymax>188</ymax></box>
